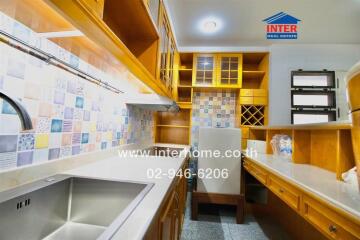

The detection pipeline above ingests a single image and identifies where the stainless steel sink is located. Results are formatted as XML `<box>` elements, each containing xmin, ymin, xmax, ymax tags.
<box><xmin>0</xmin><ymin>175</ymin><xmax>153</xmax><ymax>240</ymax></box>
<box><xmin>145</xmin><ymin>146</ymin><xmax>185</xmax><ymax>157</ymax></box>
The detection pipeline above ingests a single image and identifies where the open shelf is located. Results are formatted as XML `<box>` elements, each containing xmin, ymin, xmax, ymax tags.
<box><xmin>103</xmin><ymin>0</ymin><xmax>159</xmax><ymax>77</ymax></box>
<box><xmin>179</xmin><ymin>69</ymin><xmax>193</xmax><ymax>86</ymax></box>
<box><xmin>156</xmin><ymin>125</ymin><xmax>189</xmax><ymax>128</ymax></box>
<box><xmin>249</xmin><ymin>126</ymin><xmax>355</xmax><ymax>181</ymax></box>
<box><xmin>178</xmin><ymin>87</ymin><xmax>192</xmax><ymax>103</ymax></box>
<box><xmin>179</xmin><ymin>52</ymin><xmax>194</xmax><ymax>70</ymax></box>
<box><xmin>156</xmin><ymin>109</ymin><xmax>191</xmax><ymax>126</ymax></box>
<box><xmin>243</xmin><ymin>52</ymin><xmax>267</xmax><ymax>71</ymax></box>
<box><xmin>156</xmin><ymin>126</ymin><xmax>190</xmax><ymax>145</ymax></box>
<box><xmin>155</xmin><ymin>108</ymin><xmax>191</xmax><ymax>145</ymax></box>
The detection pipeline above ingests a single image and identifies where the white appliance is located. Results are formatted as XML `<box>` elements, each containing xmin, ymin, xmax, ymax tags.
<box><xmin>197</xmin><ymin>127</ymin><xmax>241</xmax><ymax>194</ymax></box>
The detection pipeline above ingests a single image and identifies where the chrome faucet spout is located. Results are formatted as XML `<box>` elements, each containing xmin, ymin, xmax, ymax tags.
<box><xmin>0</xmin><ymin>91</ymin><xmax>33</xmax><ymax>130</ymax></box>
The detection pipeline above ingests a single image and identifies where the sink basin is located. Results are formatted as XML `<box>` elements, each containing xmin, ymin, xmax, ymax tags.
<box><xmin>145</xmin><ymin>146</ymin><xmax>185</xmax><ymax>157</ymax></box>
<box><xmin>0</xmin><ymin>175</ymin><xmax>153</xmax><ymax>240</ymax></box>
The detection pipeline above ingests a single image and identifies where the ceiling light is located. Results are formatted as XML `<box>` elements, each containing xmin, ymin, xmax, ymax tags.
<box><xmin>199</xmin><ymin>17</ymin><xmax>223</xmax><ymax>34</ymax></box>
<box><xmin>204</xmin><ymin>21</ymin><xmax>217</xmax><ymax>32</ymax></box>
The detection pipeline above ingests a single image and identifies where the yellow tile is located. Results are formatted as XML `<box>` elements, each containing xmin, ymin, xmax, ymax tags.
<box><xmin>35</xmin><ymin>134</ymin><xmax>49</xmax><ymax>149</ymax></box>
<box><xmin>106</xmin><ymin>132</ymin><xmax>112</xmax><ymax>141</ymax></box>
<box><xmin>90</xmin><ymin>123</ymin><xmax>96</xmax><ymax>132</ymax></box>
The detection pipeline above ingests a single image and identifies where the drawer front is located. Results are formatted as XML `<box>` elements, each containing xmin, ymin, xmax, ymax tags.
<box><xmin>268</xmin><ymin>175</ymin><xmax>300</xmax><ymax>211</ymax></box>
<box><xmin>303</xmin><ymin>196</ymin><xmax>360</xmax><ymax>240</ymax></box>
<box><xmin>253</xmin><ymin>89</ymin><xmax>267</xmax><ymax>97</ymax></box>
<box><xmin>253</xmin><ymin>97</ymin><xmax>267</xmax><ymax>105</ymax></box>
<box><xmin>239</xmin><ymin>96</ymin><xmax>253</xmax><ymax>105</ymax></box>
<box><xmin>240</xmin><ymin>89</ymin><xmax>253</xmax><ymax>96</ymax></box>
<box><xmin>249</xmin><ymin>163</ymin><xmax>267</xmax><ymax>185</ymax></box>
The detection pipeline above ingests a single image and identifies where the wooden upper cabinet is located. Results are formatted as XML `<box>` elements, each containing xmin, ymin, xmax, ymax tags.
<box><xmin>158</xmin><ymin>3</ymin><xmax>176</xmax><ymax>93</ymax></box>
<box><xmin>217</xmin><ymin>54</ymin><xmax>242</xmax><ymax>87</ymax></box>
<box><xmin>193</xmin><ymin>54</ymin><xmax>216</xmax><ymax>86</ymax></box>
<box><xmin>82</xmin><ymin>0</ymin><xmax>105</xmax><ymax>18</ymax></box>
<box><xmin>146</xmin><ymin>0</ymin><xmax>160</xmax><ymax>26</ymax></box>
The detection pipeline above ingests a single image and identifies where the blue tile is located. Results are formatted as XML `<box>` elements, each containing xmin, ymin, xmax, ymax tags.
<box><xmin>72</xmin><ymin>145</ymin><xmax>81</xmax><ymax>155</ymax></box>
<box><xmin>0</xmin><ymin>135</ymin><xmax>18</xmax><ymax>153</ymax></box>
<box><xmin>17</xmin><ymin>151</ymin><xmax>33</xmax><ymax>166</ymax></box>
<box><xmin>48</xmin><ymin>148</ymin><xmax>60</xmax><ymax>160</ymax></box>
<box><xmin>101</xmin><ymin>142</ymin><xmax>107</xmax><ymax>150</ymax></box>
<box><xmin>2</xmin><ymin>101</ymin><xmax>17</xmax><ymax>115</ymax></box>
<box><xmin>75</xmin><ymin>96</ymin><xmax>84</xmax><ymax>109</ymax></box>
<box><xmin>81</xmin><ymin>133</ymin><xmax>89</xmax><ymax>144</ymax></box>
<box><xmin>51</xmin><ymin>119</ymin><xmax>63</xmax><ymax>132</ymax></box>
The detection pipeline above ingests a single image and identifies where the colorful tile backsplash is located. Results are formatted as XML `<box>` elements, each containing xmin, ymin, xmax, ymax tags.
<box><xmin>191</xmin><ymin>91</ymin><xmax>236</xmax><ymax>149</ymax></box>
<box><xmin>0</xmin><ymin>12</ymin><xmax>153</xmax><ymax>171</ymax></box>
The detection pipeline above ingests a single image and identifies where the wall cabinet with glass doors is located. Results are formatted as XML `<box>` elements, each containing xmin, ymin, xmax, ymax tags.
<box><xmin>192</xmin><ymin>53</ymin><xmax>242</xmax><ymax>88</ymax></box>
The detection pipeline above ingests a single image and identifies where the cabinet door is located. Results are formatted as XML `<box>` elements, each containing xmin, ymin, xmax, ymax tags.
<box><xmin>173</xmin><ymin>191</ymin><xmax>181</xmax><ymax>240</ymax></box>
<box><xmin>159</xmin><ymin>8</ymin><xmax>170</xmax><ymax>87</ymax></box>
<box><xmin>147</xmin><ymin>0</ymin><xmax>160</xmax><ymax>26</ymax></box>
<box><xmin>193</xmin><ymin>54</ymin><xmax>216</xmax><ymax>86</ymax></box>
<box><xmin>168</xmin><ymin>39</ymin><xmax>176</xmax><ymax>92</ymax></box>
<box><xmin>160</xmin><ymin>192</ymin><xmax>175</xmax><ymax>240</ymax></box>
<box><xmin>217</xmin><ymin>54</ymin><xmax>242</xmax><ymax>87</ymax></box>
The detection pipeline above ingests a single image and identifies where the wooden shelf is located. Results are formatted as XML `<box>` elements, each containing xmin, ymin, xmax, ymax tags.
<box><xmin>177</xmin><ymin>102</ymin><xmax>192</xmax><ymax>109</ymax></box>
<box><xmin>43</xmin><ymin>0</ymin><xmax>169</xmax><ymax>97</ymax></box>
<box><xmin>156</xmin><ymin>109</ymin><xmax>191</xmax><ymax>126</ymax></box>
<box><xmin>249</xmin><ymin>125</ymin><xmax>355</xmax><ymax>181</ymax></box>
<box><xmin>156</xmin><ymin>125</ymin><xmax>189</xmax><ymax>128</ymax></box>
<box><xmin>242</xmin><ymin>71</ymin><xmax>265</xmax><ymax>79</ymax></box>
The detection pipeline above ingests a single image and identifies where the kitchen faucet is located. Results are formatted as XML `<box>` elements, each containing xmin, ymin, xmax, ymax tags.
<box><xmin>0</xmin><ymin>91</ymin><xmax>33</xmax><ymax>130</ymax></box>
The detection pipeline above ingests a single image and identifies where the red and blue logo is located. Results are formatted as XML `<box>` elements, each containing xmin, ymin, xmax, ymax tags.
<box><xmin>263</xmin><ymin>12</ymin><xmax>301</xmax><ymax>39</ymax></box>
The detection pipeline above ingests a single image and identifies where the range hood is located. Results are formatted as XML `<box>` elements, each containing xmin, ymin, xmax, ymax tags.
<box><xmin>126</xmin><ymin>94</ymin><xmax>179</xmax><ymax>112</ymax></box>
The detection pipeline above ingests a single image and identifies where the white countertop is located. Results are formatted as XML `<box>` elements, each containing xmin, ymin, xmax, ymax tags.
<box><xmin>245</xmin><ymin>153</ymin><xmax>360</xmax><ymax>221</ymax></box>
<box><xmin>64</xmin><ymin>143</ymin><xmax>190</xmax><ymax>240</ymax></box>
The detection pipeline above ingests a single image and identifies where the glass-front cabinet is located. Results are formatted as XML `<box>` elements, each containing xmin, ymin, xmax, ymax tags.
<box><xmin>158</xmin><ymin>2</ymin><xmax>176</xmax><ymax>93</ymax></box>
<box><xmin>192</xmin><ymin>53</ymin><xmax>242</xmax><ymax>87</ymax></box>
<box><xmin>217</xmin><ymin>54</ymin><xmax>242</xmax><ymax>87</ymax></box>
<box><xmin>193</xmin><ymin>54</ymin><xmax>216</xmax><ymax>86</ymax></box>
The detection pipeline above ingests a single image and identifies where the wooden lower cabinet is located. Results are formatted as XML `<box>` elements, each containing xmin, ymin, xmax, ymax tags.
<box><xmin>244</xmin><ymin>158</ymin><xmax>360</xmax><ymax>240</ymax></box>
<box><xmin>144</xmin><ymin>161</ymin><xmax>188</xmax><ymax>240</ymax></box>
<box><xmin>302</xmin><ymin>195</ymin><xmax>360</xmax><ymax>240</ymax></box>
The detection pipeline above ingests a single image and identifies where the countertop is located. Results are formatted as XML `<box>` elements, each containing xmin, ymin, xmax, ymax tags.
<box><xmin>64</xmin><ymin>143</ymin><xmax>190</xmax><ymax>240</ymax></box>
<box><xmin>250</xmin><ymin>121</ymin><xmax>351</xmax><ymax>130</ymax></box>
<box><xmin>245</xmin><ymin>153</ymin><xmax>360</xmax><ymax>222</ymax></box>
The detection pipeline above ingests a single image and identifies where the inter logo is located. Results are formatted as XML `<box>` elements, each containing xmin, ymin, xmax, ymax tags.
<box><xmin>263</xmin><ymin>12</ymin><xmax>301</xmax><ymax>39</ymax></box>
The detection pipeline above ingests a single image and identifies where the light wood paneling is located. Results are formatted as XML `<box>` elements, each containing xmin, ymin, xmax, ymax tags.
<box><xmin>310</xmin><ymin>130</ymin><xmax>338</xmax><ymax>172</ymax></box>
<box><xmin>292</xmin><ymin>130</ymin><xmax>311</xmax><ymax>164</ymax></box>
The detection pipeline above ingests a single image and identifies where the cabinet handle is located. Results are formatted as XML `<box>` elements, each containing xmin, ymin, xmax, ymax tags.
<box><xmin>328</xmin><ymin>225</ymin><xmax>337</xmax><ymax>233</ymax></box>
<box><xmin>279</xmin><ymin>188</ymin><xmax>284</xmax><ymax>193</ymax></box>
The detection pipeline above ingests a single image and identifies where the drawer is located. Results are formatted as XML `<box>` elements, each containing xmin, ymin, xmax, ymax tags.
<box><xmin>243</xmin><ymin>160</ymin><xmax>252</xmax><ymax>171</ymax></box>
<box><xmin>303</xmin><ymin>195</ymin><xmax>360</xmax><ymax>240</ymax></box>
<box><xmin>253</xmin><ymin>89</ymin><xmax>267</xmax><ymax>97</ymax></box>
<box><xmin>249</xmin><ymin>162</ymin><xmax>268</xmax><ymax>185</ymax></box>
<box><xmin>239</xmin><ymin>96</ymin><xmax>253</xmax><ymax>105</ymax></box>
<box><xmin>240</xmin><ymin>89</ymin><xmax>253</xmax><ymax>96</ymax></box>
<box><xmin>268</xmin><ymin>175</ymin><xmax>300</xmax><ymax>211</ymax></box>
<box><xmin>253</xmin><ymin>97</ymin><xmax>267</xmax><ymax>105</ymax></box>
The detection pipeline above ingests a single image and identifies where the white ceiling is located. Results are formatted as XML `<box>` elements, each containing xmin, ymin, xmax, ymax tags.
<box><xmin>165</xmin><ymin>0</ymin><xmax>360</xmax><ymax>50</ymax></box>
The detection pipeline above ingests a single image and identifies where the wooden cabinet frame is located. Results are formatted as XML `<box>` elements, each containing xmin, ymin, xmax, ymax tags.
<box><xmin>216</xmin><ymin>53</ymin><xmax>243</xmax><ymax>87</ymax></box>
<box><xmin>192</xmin><ymin>53</ymin><xmax>217</xmax><ymax>86</ymax></box>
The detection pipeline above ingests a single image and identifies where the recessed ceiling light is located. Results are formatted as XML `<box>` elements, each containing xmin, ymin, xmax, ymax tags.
<box><xmin>204</xmin><ymin>21</ymin><xmax>217</xmax><ymax>32</ymax></box>
<box><xmin>199</xmin><ymin>17</ymin><xmax>223</xmax><ymax>34</ymax></box>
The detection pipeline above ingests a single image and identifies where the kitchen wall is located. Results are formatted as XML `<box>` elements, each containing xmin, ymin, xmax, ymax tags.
<box><xmin>191</xmin><ymin>91</ymin><xmax>236</xmax><ymax>149</ymax></box>
<box><xmin>0</xmin><ymin>13</ymin><xmax>153</xmax><ymax>171</ymax></box>
<box><xmin>269</xmin><ymin>44</ymin><xmax>360</xmax><ymax>125</ymax></box>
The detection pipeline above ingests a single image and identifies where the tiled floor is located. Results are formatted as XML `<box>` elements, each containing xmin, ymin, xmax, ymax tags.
<box><xmin>181</xmin><ymin>193</ymin><xmax>291</xmax><ymax>240</ymax></box>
